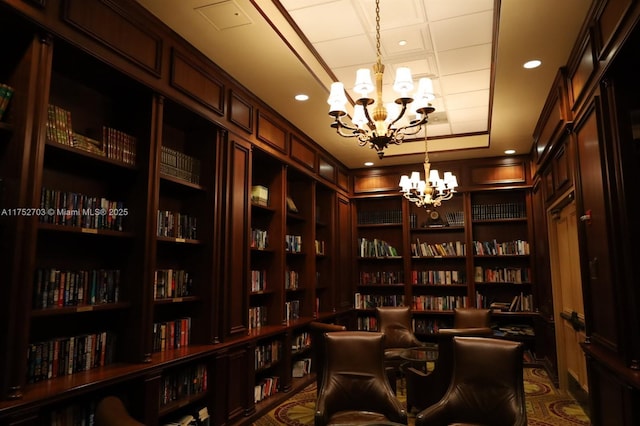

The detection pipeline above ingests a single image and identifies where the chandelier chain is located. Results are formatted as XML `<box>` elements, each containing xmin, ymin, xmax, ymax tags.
<box><xmin>375</xmin><ymin>0</ymin><xmax>381</xmax><ymax>60</ymax></box>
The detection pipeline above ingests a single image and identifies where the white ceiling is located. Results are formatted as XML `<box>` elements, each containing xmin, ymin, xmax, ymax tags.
<box><xmin>135</xmin><ymin>0</ymin><xmax>591</xmax><ymax>170</ymax></box>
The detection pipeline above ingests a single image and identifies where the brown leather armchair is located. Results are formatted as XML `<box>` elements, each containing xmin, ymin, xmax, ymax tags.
<box><xmin>376</xmin><ymin>306</ymin><xmax>425</xmax><ymax>393</ymax></box>
<box><xmin>96</xmin><ymin>396</ymin><xmax>144</xmax><ymax>426</ymax></box>
<box><xmin>403</xmin><ymin>308</ymin><xmax>493</xmax><ymax>411</ymax></box>
<box><xmin>314</xmin><ymin>331</ymin><xmax>408</xmax><ymax>426</ymax></box>
<box><xmin>376</xmin><ymin>306</ymin><xmax>424</xmax><ymax>363</ymax></box>
<box><xmin>415</xmin><ymin>336</ymin><xmax>527</xmax><ymax>426</ymax></box>
<box><xmin>308</xmin><ymin>321</ymin><xmax>346</xmax><ymax>390</ymax></box>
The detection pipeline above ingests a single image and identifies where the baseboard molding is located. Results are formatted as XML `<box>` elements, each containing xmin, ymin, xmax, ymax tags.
<box><xmin>567</xmin><ymin>374</ymin><xmax>590</xmax><ymax>418</ymax></box>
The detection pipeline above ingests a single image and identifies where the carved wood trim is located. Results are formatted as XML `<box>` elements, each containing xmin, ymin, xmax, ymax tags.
<box><xmin>62</xmin><ymin>0</ymin><xmax>162</xmax><ymax>77</ymax></box>
<box><xmin>228</xmin><ymin>91</ymin><xmax>253</xmax><ymax>134</ymax></box>
<box><xmin>170</xmin><ymin>48</ymin><xmax>225</xmax><ymax>115</ymax></box>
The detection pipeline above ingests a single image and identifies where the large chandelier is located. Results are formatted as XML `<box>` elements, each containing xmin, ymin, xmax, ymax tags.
<box><xmin>326</xmin><ymin>0</ymin><xmax>436</xmax><ymax>159</ymax></box>
<box><xmin>399</xmin><ymin>129</ymin><xmax>458</xmax><ymax>207</ymax></box>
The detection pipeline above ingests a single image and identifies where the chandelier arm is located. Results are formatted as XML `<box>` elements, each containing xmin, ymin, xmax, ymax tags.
<box><xmin>386</xmin><ymin>102</ymin><xmax>409</xmax><ymax>130</ymax></box>
<box><xmin>396</xmin><ymin>113</ymin><xmax>427</xmax><ymax>132</ymax></box>
<box><xmin>360</xmin><ymin>104</ymin><xmax>377</xmax><ymax>132</ymax></box>
<box><xmin>333</xmin><ymin>116</ymin><xmax>365</xmax><ymax>135</ymax></box>
<box><xmin>394</xmin><ymin>122</ymin><xmax>425</xmax><ymax>139</ymax></box>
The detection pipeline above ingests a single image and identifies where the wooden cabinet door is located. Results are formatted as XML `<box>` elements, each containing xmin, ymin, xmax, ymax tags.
<box><xmin>575</xmin><ymin>101</ymin><xmax>618</xmax><ymax>351</ymax></box>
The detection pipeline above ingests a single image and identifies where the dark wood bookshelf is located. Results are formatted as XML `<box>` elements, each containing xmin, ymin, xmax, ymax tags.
<box><xmin>159</xmin><ymin>174</ymin><xmax>206</xmax><ymax>191</ymax></box>
<box><xmin>30</xmin><ymin>302</ymin><xmax>131</xmax><ymax>317</ymax></box>
<box><xmin>37</xmin><ymin>222</ymin><xmax>136</xmax><ymax>238</ymax></box>
<box><xmin>44</xmin><ymin>141</ymin><xmax>139</xmax><ymax>171</ymax></box>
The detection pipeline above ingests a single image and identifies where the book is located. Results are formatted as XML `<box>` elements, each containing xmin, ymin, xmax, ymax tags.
<box><xmin>251</xmin><ymin>185</ymin><xmax>269</xmax><ymax>206</ymax></box>
<box><xmin>0</xmin><ymin>83</ymin><xmax>14</xmax><ymax>121</ymax></box>
<box><xmin>286</xmin><ymin>196</ymin><xmax>298</xmax><ymax>213</ymax></box>
<box><xmin>197</xmin><ymin>406</ymin><xmax>210</xmax><ymax>426</ymax></box>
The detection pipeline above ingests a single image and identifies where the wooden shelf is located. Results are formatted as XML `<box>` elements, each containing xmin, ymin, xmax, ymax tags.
<box><xmin>31</xmin><ymin>302</ymin><xmax>130</xmax><ymax>317</ymax></box>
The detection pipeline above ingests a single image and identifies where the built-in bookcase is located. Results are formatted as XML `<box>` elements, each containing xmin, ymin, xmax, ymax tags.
<box><xmin>0</xmin><ymin>1</ymin><xmax>344</xmax><ymax>422</ymax></box>
<box><xmin>28</xmin><ymin>38</ymin><xmax>152</xmax><ymax>385</ymax></box>
<box><xmin>285</xmin><ymin>168</ymin><xmax>315</xmax><ymax>322</ymax></box>
<box><xmin>352</xmin><ymin>186</ymin><xmax>536</xmax><ymax>346</ymax></box>
<box><xmin>353</xmin><ymin>196</ymin><xmax>405</xmax><ymax>330</ymax></box>
<box><xmin>250</xmin><ymin>149</ymin><xmax>285</xmax><ymax>328</ymax></box>
<box><xmin>152</xmin><ymin>97</ymin><xmax>219</xmax><ymax>353</ymax></box>
<box><xmin>470</xmin><ymin>189</ymin><xmax>533</xmax><ymax>313</ymax></box>
<box><xmin>315</xmin><ymin>183</ymin><xmax>335</xmax><ymax>314</ymax></box>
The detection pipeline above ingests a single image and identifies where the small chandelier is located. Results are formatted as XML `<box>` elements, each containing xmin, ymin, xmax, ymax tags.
<box><xmin>326</xmin><ymin>0</ymin><xmax>435</xmax><ymax>159</ymax></box>
<box><xmin>399</xmin><ymin>123</ymin><xmax>458</xmax><ymax>207</ymax></box>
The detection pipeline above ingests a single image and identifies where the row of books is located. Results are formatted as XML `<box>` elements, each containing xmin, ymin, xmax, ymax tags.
<box><xmin>255</xmin><ymin>341</ymin><xmax>282</xmax><ymax>370</ymax></box>
<box><xmin>358</xmin><ymin>237</ymin><xmax>399</xmax><ymax>258</ymax></box>
<box><xmin>357</xmin><ymin>209</ymin><xmax>402</xmax><ymax>225</ymax></box>
<box><xmin>412</xmin><ymin>295</ymin><xmax>470</xmax><ymax>311</ymax></box>
<box><xmin>285</xmin><ymin>300</ymin><xmax>301</xmax><ymax>321</ymax></box>
<box><xmin>254</xmin><ymin>376</ymin><xmax>279</xmax><ymax>403</ymax></box>
<box><xmin>249</xmin><ymin>306</ymin><xmax>268</xmax><ymax>330</ymax></box>
<box><xmin>292</xmin><ymin>357</ymin><xmax>311</xmax><ymax>378</ymax></box>
<box><xmin>445</xmin><ymin>211</ymin><xmax>465</xmax><ymax>226</ymax></box>
<box><xmin>153</xmin><ymin>269</ymin><xmax>193</xmax><ymax>299</ymax></box>
<box><xmin>46</xmin><ymin>104</ymin><xmax>74</xmax><ymax>148</ymax></box>
<box><xmin>472</xmin><ymin>202</ymin><xmax>526</xmax><ymax>220</ymax></box>
<box><xmin>478</xmin><ymin>292</ymin><xmax>534</xmax><ymax>312</ymax></box>
<box><xmin>285</xmin><ymin>269</ymin><xmax>299</xmax><ymax>290</ymax></box>
<box><xmin>40</xmin><ymin>188</ymin><xmax>126</xmax><ymax>231</ymax></box>
<box><xmin>160</xmin><ymin>145</ymin><xmax>201</xmax><ymax>184</ymax></box>
<box><xmin>354</xmin><ymin>293</ymin><xmax>405</xmax><ymax>309</ymax></box>
<box><xmin>33</xmin><ymin>268</ymin><xmax>120</xmax><ymax>309</ymax></box>
<box><xmin>251</xmin><ymin>269</ymin><xmax>267</xmax><ymax>292</ymax></box>
<box><xmin>46</xmin><ymin>104</ymin><xmax>137</xmax><ymax>165</ymax></box>
<box><xmin>152</xmin><ymin>317</ymin><xmax>192</xmax><ymax>352</ymax></box>
<box><xmin>474</xmin><ymin>266</ymin><xmax>531</xmax><ymax>283</ymax></box>
<box><xmin>411</xmin><ymin>239</ymin><xmax>466</xmax><ymax>257</ymax></box>
<box><xmin>27</xmin><ymin>331</ymin><xmax>115</xmax><ymax>383</ymax></box>
<box><xmin>251</xmin><ymin>228</ymin><xmax>268</xmax><ymax>250</ymax></box>
<box><xmin>292</xmin><ymin>332</ymin><xmax>311</xmax><ymax>352</ymax></box>
<box><xmin>409</xmin><ymin>211</ymin><xmax>466</xmax><ymax>229</ymax></box>
<box><xmin>411</xmin><ymin>269</ymin><xmax>466</xmax><ymax>285</ymax></box>
<box><xmin>412</xmin><ymin>318</ymin><xmax>453</xmax><ymax>334</ymax></box>
<box><xmin>472</xmin><ymin>239</ymin><xmax>530</xmax><ymax>256</ymax></box>
<box><xmin>0</xmin><ymin>83</ymin><xmax>14</xmax><ymax>121</ymax></box>
<box><xmin>103</xmin><ymin>125</ymin><xmax>138</xmax><ymax>165</ymax></box>
<box><xmin>315</xmin><ymin>239</ymin><xmax>326</xmax><ymax>255</ymax></box>
<box><xmin>285</xmin><ymin>234</ymin><xmax>302</xmax><ymax>253</ymax></box>
<box><xmin>356</xmin><ymin>316</ymin><xmax>378</xmax><ymax>331</ymax></box>
<box><xmin>157</xmin><ymin>210</ymin><xmax>198</xmax><ymax>240</ymax></box>
<box><xmin>160</xmin><ymin>363</ymin><xmax>207</xmax><ymax>407</ymax></box>
<box><xmin>47</xmin><ymin>401</ymin><xmax>96</xmax><ymax>426</ymax></box>
<box><xmin>359</xmin><ymin>271</ymin><xmax>404</xmax><ymax>285</ymax></box>
<box><xmin>492</xmin><ymin>324</ymin><xmax>535</xmax><ymax>337</ymax></box>
<box><xmin>163</xmin><ymin>406</ymin><xmax>210</xmax><ymax>426</ymax></box>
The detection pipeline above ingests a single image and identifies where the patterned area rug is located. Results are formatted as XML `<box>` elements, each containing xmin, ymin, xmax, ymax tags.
<box><xmin>253</xmin><ymin>368</ymin><xmax>590</xmax><ymax>425</ymax></box>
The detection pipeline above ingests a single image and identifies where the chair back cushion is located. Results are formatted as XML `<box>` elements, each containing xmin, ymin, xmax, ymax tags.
<box><xmin>376</xmin><ymin>306</ymin><xmax>418</xmax><ymax>349</ymax></box>
<box><xmin>448</xmin><ymin>337</ymin><xmax>526</xmax><ymax>425</ymax></box>
<box><xmin>309</xmin><ymin>322</ymin><xmax>346</xmax><ymax>389</ymax></box>
<box><xmin>453</xmin><ymin>308</ymin><xmax>491</xmax><ymax>328</ymax></box>
<box><xmin>316</xmin><ymin>331</ymin><xmax>407</xmax><ymax>425</ymax></box>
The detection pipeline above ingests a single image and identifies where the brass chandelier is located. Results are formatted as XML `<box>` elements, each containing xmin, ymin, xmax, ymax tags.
<box><xmin>399</xmin><ymin>129</ymin><xmax>458</xmax><ymax>207</ymax></box>
<box><xmin>326</xmin><ymin>0</ymin><xmax>436</xmax><ymax>159</ymax></box>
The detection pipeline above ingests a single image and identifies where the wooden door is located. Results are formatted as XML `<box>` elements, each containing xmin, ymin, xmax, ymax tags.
<box><xmin>548</xmin><ymin>196</ymin><xmax>588</xmax><ymax>393</ymax></box>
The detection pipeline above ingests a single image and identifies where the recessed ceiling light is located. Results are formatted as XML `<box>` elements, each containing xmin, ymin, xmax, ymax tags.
<box><xmin>398</xmin><ymin>40</ymin><xmax>407</xmax><ymax>46</ymax></box>
<box><xmin>505</xmin><ymin>149</ymin><xmax>516</xmax><ymax>155</ymax></box>
<box><xmin>523</xmin><ymin>60</ymin><xmax>541</xmax><ymax>69</ymax></box>
<box><xmin>364</xmin><ymin>161</ymin><xmax>374</xmax><ymax>166</ymax></box>
<box><xmin>295</xmin><ymin>94</ymin><xmax>309</xmax><ymax>101</ymax></box>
